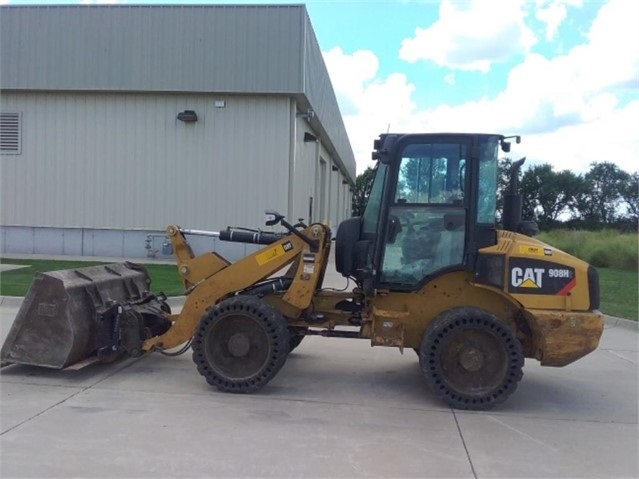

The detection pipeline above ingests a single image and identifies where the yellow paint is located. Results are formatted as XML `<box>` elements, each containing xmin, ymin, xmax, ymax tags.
<box><xmin>255</xmin><ymin>244</ymin><xmax>286</xmax><ymax>266</ymax></box>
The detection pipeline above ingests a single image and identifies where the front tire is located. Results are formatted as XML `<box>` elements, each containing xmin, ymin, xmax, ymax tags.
<box><xmin>288</xmin><ymin>327</ymin><xmax>307</xmax><ymax>352</ymax></box>
<box><xmin>192</xmin><ymin>296</ymin><xmax>290</xmax><ymax>393</ymax></box>
<box><xmin>419</xmin><ymin>307</ymin><xmax>524</xmax><ymax>410</ymax></box>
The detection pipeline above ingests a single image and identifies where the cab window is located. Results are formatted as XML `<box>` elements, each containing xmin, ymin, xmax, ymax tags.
<box><xmin>477</xmin><ymin>138</ymin><xmax>499</xmax><ymax>224</ymax></box>
<box><xmin>380</xmin><ymin>141</ymin><xmax>467</xmax><ymax>287</ymax></box>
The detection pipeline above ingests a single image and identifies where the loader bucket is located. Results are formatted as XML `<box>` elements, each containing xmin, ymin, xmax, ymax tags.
<box><xmin>1</xmin><ymin>262</ymin><xmax>153</xmax><ymax>369</ymax></box>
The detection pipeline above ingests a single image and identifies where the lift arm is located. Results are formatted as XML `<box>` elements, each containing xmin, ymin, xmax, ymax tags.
<box><xmin>141</xmin><ymin>221</ymin><xmax>331</xmax><ymax>352</ymax></box>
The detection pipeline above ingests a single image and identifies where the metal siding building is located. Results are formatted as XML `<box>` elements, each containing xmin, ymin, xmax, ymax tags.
<box><xmin>0</xmin><ymin>5</ymin><xmax>355</xmax><ymax>259</ymax></box>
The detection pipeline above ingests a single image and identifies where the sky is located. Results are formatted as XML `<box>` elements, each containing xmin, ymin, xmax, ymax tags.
<box><xmin>3</xmin><ymin>0</ymin><xmax>638</xmax><ymax>175</ymax></box>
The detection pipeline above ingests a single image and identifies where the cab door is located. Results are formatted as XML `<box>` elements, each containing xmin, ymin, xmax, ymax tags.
<box><xmin>377</xmin><ymin>137</ymin><xmax>470</xmax><ymax>290</ymax></box>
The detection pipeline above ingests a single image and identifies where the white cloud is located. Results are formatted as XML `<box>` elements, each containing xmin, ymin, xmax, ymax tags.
<box><xmin>323</xmin><ymin>47</ymin><xmax>416</xmax><ymax>170</ymax></box>
<box><xmin>399</xmin><ymin>0</ymin><xmax>537</xmax><ymax>72</ymax></box>
<box><xmin>322</xmin><ymin>47</ymin><xmax>379</xmax><ymax>116</ymax></box>
<box><xmin>325</xmin><ymin>0</ymin><xmax>638</xmax><ymax>175</ymax></box>
<box><xmin>495</xmin><ymin>0</ymin><xmax>638</xmax><ymax>134</ymax></box>
<box><xmin>535</xmin><ymin>0</ymin><xmax>582</xmax><ymax>41</ymax></box>
<box><xmin>519</xmin><ymin>100</ymin><xmax>639</xmax><ymax>174</ymax></box>
<box><xmin>583</xmin><ymin>0</ymin><xmax>639</xmax><ymax>91</ymax></box>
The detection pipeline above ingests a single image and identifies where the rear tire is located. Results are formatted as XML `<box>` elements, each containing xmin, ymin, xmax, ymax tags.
<box><xmin>419</xmin><ymin>307</ymin><xmax>524</xmax><ymax>410</ymax></box>
<box><xmin>192</xmin><ymin>296</ymin><xmax>290</xmax><ymax>393</ymax></box>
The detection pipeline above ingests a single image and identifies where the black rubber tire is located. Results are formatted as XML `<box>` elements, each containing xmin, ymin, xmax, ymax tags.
<box><xmin>419</xmin><ymin>307</ymin><xmax>524</xmax><ymax>410</ymax></box>
<box><xmin>288</xmin><ymin>333</ymin><xmax>305</xmax><ymax>352</ymax></box>
<box><xmin>191</xmin><ymin>296</ymin><xmax>290</xmax><ymax>393</ymax></box>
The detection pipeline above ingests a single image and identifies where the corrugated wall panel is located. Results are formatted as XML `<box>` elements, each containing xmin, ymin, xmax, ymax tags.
<box><xmin>0</xmin><ymin>5</ymin><xmax>355</xmax><ymax>188</ymax></box>
<box><xmin>0</xmin><ymin>92</ymin><xmax>290</xmax><ymax>231</ymax></box>
<box><xmin>0</xmin><ymin>5</ymin><xmax>304</xmax><ymax>95</ymax></box>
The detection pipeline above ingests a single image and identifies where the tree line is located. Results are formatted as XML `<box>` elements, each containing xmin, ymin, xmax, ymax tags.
<box><xmin>352</xmin><ymin>161</ymin><xmax>638</xmax><ymax>232</ymax></box>
<box><xmin>498</xmin><ymin>160</ymin><xmax>638</xmax><ymax>231</ymax></box>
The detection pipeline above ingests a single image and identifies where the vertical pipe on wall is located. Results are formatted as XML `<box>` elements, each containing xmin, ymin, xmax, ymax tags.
<box><xmin>327</xmin><ymin>160</ymin><xmax>333</xmax><ymax>228</ymax></box>
<box><xmin>287</xmin><ymin>99</ymin><xmax>297</xmax><ymax>220</ymax></box>
<box><xmin>313</xmin><ymin>136</ymin><xmax>320</xmax><ymax>223</ymax></box>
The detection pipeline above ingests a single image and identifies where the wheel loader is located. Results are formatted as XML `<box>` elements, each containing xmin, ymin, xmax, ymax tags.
<box><xmin>1</xmin><ymin>132</ymin><xmax>604</xmax><ymax>410</ymax></box>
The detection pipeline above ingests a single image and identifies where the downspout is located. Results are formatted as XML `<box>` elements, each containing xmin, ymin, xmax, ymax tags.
<box><xmin>313</xmin><ymin>137</ymin><xmax>320</xmax><ymax>223</ymax></box>
<box><xmin>288</xmin><ymin>99</ymin><xmax>297</xmax><ymax>219</ymax></box>
<box><xmin>327</xmin><ymin>160</ymin><xmax>333</xmax><ymax>228</ymax></box>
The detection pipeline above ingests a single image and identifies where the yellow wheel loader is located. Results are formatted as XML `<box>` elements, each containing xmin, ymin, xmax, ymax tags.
<box><xmin>1</xmin><ymin>133</ymin><xmax>604</xmax><ymax>410</ymax></box>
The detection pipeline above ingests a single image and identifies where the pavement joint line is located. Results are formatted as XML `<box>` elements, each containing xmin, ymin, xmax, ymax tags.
<box><xmin>604</xmin><ymin>349</ymin><xmax>638</xmax><ymax>366</ymax></box>
<box><xmin>452</xmin><ymin>408</ymin><xmax>478</xmax><ymax>479</ymax></box>
<box><xmin>487</xmin><ymin>414</ymin><xmax>562</xmax><ymax>452</ymax></box>
<box><xmin>0</xmin><ymin>356</ymin><xmax>145</xmax><ymax>436</ymax></box>
<box><xmin>0</xmin><ymin>383</ymin><xmax>94</xmax><ymax>436</ymax></box>
<box><xmin>1</xmin><ymin>396</ymin><xmax>75</xmax><ymax>436</ymax></box>
<box><xmin>455</xmin><ymin>409</ymin><xmax>638</xmax><ymax>425</ymax></box>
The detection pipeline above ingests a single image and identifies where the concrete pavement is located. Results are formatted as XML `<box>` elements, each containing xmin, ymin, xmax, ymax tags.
<box><xmin>0</xmin><ymin>257</ymin><xmax>637</xmax><ymax>478</ymax></box>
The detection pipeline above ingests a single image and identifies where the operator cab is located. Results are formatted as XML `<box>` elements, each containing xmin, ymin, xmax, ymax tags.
<box><xmin>335</xmin><ymin>133</ymin><xmax>516</xmax><ymax>292</ymax></box>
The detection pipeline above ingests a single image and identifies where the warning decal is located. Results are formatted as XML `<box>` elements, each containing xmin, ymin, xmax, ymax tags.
<box><xmin>256</xmin><ymin>244</ymin><xmax>286</xmax><ymax>266</ymax></box>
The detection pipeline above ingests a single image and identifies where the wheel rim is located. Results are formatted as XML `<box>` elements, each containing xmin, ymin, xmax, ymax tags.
<box><xmin>439</xmin><ymin>327</ymin><xmax>508</xmax><ymax>395</ymax></box>
<box><xmin>205</xmin><ymin>314</ymin><xmax>270</xmax><ymax>380</ymax></box>
<box><xmin>420</xmin><ymin>309</ymin><xmax>524</xmax><ymax>409</ymax></box>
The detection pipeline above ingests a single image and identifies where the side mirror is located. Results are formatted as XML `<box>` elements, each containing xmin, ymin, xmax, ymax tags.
<box><xmin>500</xmin><ymin>135</ymin><xmax>521</xmax><ymax>152</ymax></box>
<box><xmin>372</xmin><ymin>134</ymin><xmax>398</xmax><ymax>164</ymax></box>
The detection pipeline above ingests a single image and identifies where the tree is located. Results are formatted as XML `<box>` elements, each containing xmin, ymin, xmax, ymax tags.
<box><xmin>519</xmin><ymin>164</ymin><xmax>582</xmax><ymax>229</ymax></box>
<box><xmin>575</xmin><ymin>162</ymin><xmax>631</xmax><ymax>226</ymax></box>
<box><xmin>397</xmin><ymin>157</ymin><xmax>451</xmax><ymax>203</ymax></box>
<box><xmin>351</xmin><ymin>166</ymin><xmax>376</xmax><ymax>217</ymax></box>
<box><xmin>619</xmin><ymin>171</ymin><xmax>638</xmax><ymax>220</ymax></box>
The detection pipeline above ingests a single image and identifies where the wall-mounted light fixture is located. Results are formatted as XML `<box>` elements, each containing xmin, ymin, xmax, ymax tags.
<box><xmin>303</xmin><ymin>132</ymin><xmax>318</xmax><ymax>143</ymax></box>
<box><xmin>331</xmin><ymin>165</ymin><xmax>339</xmax><ymax>172</ymax></box>
<box><xmin>342</xmin><ymin>180</ymin><xmax>349</xmax><ymax>185</ymax></box>
<box><xmin>177</xmin><ymin>110</ymin><xmax>198</xmax><ymax>122</ymax></box>
<box><xmin>296</xmin><ymin>109</ymin><xmax>315</xmax><ymax>119</ymax></box>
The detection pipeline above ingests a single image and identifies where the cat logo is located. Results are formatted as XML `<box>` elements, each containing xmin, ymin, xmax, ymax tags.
<box><xmin>511</xmin><ymin>267</ymin><xmax>544</xmax><ymax>288</ymax></box>
<box><xmin>508</xmin><ymin>259</ymin><xmax>575</xmax><ymax>295</ymax></box>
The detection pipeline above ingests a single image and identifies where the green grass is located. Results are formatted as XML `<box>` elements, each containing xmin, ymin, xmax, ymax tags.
<box><xmin>536</xmin><ymin>229</ymin><xmax>638</xmax><ymax>321</ymax></box>
<box><xmin>537</xmin><ymin>230</ymin><xmax>638</xmax><ymax>271</ymax></box>
<box><xmin>598</xmin><ymin>267</ymin><xmax>638</xmax><ymax>321</ymax></box>
<box><xmin>0</xmin><ymin>258</ymin><xmax>184</xmax><ymax>297</ymax></box>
